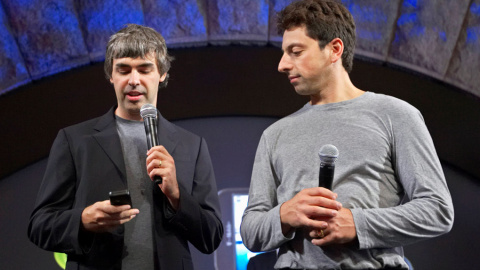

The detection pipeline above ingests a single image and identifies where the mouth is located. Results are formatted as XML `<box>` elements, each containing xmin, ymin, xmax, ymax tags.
<box><xmin>126</xmin><ymin>91</ymin><xmax>144</xmax><ymax>102</ymax></box>
<box><xmin>288</xmin><ymin>75</ymin><xmax>300</xmax><ymax>84</ymax></box>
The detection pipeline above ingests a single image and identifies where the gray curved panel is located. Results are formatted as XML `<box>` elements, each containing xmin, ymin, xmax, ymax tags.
<box><xmin>0</xmin><ymin>0</ymin><xmax>478</xmax><ymax>97</ymax></box>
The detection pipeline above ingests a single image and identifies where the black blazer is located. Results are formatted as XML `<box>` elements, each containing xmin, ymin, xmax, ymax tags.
<box><xmin>28</xmin><ymin>107</ymin><xmax>223</xmax><ymax>269</ymax></box>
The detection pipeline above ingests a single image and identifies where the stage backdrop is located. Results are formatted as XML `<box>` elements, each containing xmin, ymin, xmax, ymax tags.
<box><xmin>1</xmin><ymin>115</ymin><xmax>479</xmax><ymax>270</ymax></box>
<box><xmin>1</xmin><ymin>0</ymin><xmax>480</xmax><ymax>269</ymax></box>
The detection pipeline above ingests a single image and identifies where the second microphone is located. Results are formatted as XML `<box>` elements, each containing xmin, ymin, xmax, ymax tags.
<box><xmin>318</xmin><ymin>144</ymin><xmax>339</xmax><ymax>190</ymax></box>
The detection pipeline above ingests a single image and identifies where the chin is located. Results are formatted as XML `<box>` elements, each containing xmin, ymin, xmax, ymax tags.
<box><xmin>123</xmin><ymin>103</ymin><xmax>141</xmax><ymax>113</ymax></box>
<box><xmin>294</xmin><ymin>88</ymin><xmax>312</xmax><ymax>96</ymax></box>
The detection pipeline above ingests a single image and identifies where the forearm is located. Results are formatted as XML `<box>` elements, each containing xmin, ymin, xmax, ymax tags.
<box><xmin>28</xmin><ymin>207</ymin><xmax>86</xmax><ymax>254</ymax></box>
<box><xmin>28</xmin><ymin>130</ymin><xmax>86</xmax><ymax>254</ymax></box>
<box><xmin>241</xmin><ymin>204</ymin><xmax>292</xmax><ymax>252</ymax></box>
<box><xmin>167</xmin><ymin>186</ymin><xmax>223</xmax><ymax>253</ymax></box>
<box><xmin>352</xmin><ymin>107</ymin><xmax>455</xmax><ymax>249</ymax></box>
<box><xmin>165</xmin><ymin>138</ymin><xmax>223</xmax><ymax>253</ymax></box>
<box><xmin>352</xmin><ymin>196</ymin><xmax>453</xmax><ymax>249</ymax></box>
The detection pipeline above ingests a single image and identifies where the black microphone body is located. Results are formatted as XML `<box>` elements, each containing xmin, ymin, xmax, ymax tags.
<box><xmin>144</xmin><ymin>116</ymin><xmax>159</xmax><ymax>150</ymax></box>
<box><xmin>140</xmin><ymin>104</ymin><xmax>162</xmax><ymax>184</ymax></box>
<box><xmin>318</xmin><ymin>144</ymin><xmax>339</xmax><ymax>190</ymax></box>
<box><xmin>319</xmin><ymin>162</ymin><xmax>335</xmax><ymax>190</ymax></box>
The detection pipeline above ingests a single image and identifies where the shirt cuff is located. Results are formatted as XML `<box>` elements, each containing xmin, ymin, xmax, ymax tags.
<box><xmin>350</xmin><ymin>208</ymin><xmax>370</xmax><ymax>249</ymax></box>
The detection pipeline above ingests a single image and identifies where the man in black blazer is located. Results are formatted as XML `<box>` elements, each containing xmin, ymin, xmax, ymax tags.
<box><xmin>28</xmin><ymin>24</ymin><xmax>223</xmax><ymax>270</ymax></box>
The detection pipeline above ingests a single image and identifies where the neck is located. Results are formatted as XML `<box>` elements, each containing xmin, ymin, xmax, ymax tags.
<box><xmin>310</xmin><ymin>71</ymin><xmax>364</xmax><ymax>105</ymax></box>
<box><xmin>115</xmin><ymin>107</ymin><xmax>143</xmax><ymax>121</ymax></box>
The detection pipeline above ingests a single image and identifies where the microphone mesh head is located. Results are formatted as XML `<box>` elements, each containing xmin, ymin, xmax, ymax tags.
<box><xmin>318</xmin><ymin>144</ymin><xmax>339</xmax><ymax>165</ymax></box>
<box><xmin>140</xmin><ymin>104</ymin><xmax>157</xmax><ymax>119</ymax></box>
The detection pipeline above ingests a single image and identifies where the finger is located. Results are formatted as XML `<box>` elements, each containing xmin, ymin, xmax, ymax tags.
<box><xmin>303</xmin><ymin>187</ymin><xmax>338</xmax><ymax>200</ymax></box>
<box><xmin>308</xmin><ymin>228</ymin><xmax>328</xmax><ymax>238</ymax></box>
<box><xmin>120</xmin><ymin>214</ymin><xmax>137</xmax><ymax>223</ymax></box>
<box><xmin>99</xmin><ymin>208</ymin><xmax>139</xmax><ymax>222</ymax></box>
<box><xmin>103</xmin><ymin>203</ymin><xmax>132</xmax><ymax>214</ymax></box>
<box><xmin>146</xmin><ymin>151</ymin><xmax>167</xmax><ymax>165</ymax></box>
<box><xmin>148</xmin><ymin>167</ymin><xmax>166</xmax><ymax>181</ymax></box>
<box><xmin>147</xmin><ymin>145</ymin><xmax>169</xmax><ymax>156</ymax></box>
<box><xmin>311</xmin><ymin>233</ymin><xmax>334</xmax><ymax>246</ymax></box>
<box><xmin>293</xmin><ymin>189</ymin><xmax>341</xmax><ymax>210</ymax></box>
<box><xmin>121</xmin><ymin>209</ymin><xmax>139</xmax><ymax>219</ymax></box>
<box><xmin>146</xmin><ymin>158</ymin><xmax>164</xmax><ymax>173</ymax></box>
<box><xmin>304</xmin><ymin>204</ymin><xmax>339</xmax><ymax>219</ymax></box>
<box><xmin>308</xmin><ymin>197</ymin><xmax>342</xmax><ymax>211</ymax></box>
<box><xmin>301</xmin><ymin>216</ymin><xmax>329</xmax><ymax>229</ymax></box>
<box><xmin>106</xmin><ymin>214</ymin><xmax>135</xmax><ymax>224</ymax></box>
<box><xmin>97</xmin><ymin>218</ymin><xmax>122</xmax><ymax>226</ymax></box>
<box><xmin>89</xmin><ymin>201</ymin><xmax>130</xmax><ymax>217</ymax></box>
<box><xmin>96</xmin><ymin>216</ymin><xmax>134</xmax><ymax>231</ymax></box>
<box><xmin>146</xmin><ymin>145</ymin><xmax>171</xmax><ymax>158</ymax></box>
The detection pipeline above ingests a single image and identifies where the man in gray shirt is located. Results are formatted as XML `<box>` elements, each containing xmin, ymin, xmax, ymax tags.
<box><xmin>240</xmin><ymin>1</ymin><xmax>454</xmax><ymax>269</ymax></box>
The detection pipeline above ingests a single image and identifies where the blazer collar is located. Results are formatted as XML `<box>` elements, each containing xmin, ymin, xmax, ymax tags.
<box><xmin>92</xmin><ymin>107</ymin><xmax>180</xmax><ymax>181</ymax></box>
<box><xmin>156</xmin><ymin>112</ymin><xmax>179</xmax><ymax>155</ymax></box>
<box><xmin>92</xmin><ymin>107</ymin><xmax>126</xmax><ymax>181</ymax></box>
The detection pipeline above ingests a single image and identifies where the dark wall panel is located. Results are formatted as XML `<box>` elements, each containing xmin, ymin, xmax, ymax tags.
<box><xmin>0</xmin><ymin>46</ymin><xmax>478</xmax><ymax>180</ymax></box>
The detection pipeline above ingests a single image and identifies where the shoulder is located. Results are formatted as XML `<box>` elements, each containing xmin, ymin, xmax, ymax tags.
<box><xmin>363</xmin><ymin>92</ymin><xmax>421</xmax><ymax>118</ymax></box>
<box><xmin>62</xmin><ymin>109</ymin><xmax>113</xmax><ymax>136</ymax></box>
<box><xmin>368</xmin><ymin>92</ymin><xmax>417</xmax><ymax>110</ymax></box>
<box><xmin>161</xmin><ymin>117</ymin><xmax>201</xmax><ymax>139</ymax></box>
<box><xmin>52</xmin><ymin>108</ymin><xmax>117</xmax><ymax>146</ymax></box>
<box><xmin>263</xmin><ymin>104</ymin><xmax>310</xmax><ymax>136</ymax></box>
<box><xmin>63</xmin><ymin>117</ymin><xmax>102</xmax><ymax>132</ymax></box>
<box><xmin>58</xmin><ymin>119</ymin><xmax>101</xmax><ymax>142</ymax></box>
<box><xmin>159</xmin><ymin>117</ymin><xmax>205</xmax><ymax>151</ymax></box>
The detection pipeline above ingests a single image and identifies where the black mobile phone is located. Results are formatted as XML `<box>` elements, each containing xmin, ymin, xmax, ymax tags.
<box><xmin>109</xmin><ymin>189</ymin><xmax>132</xmax><ymax>207</ymax></box>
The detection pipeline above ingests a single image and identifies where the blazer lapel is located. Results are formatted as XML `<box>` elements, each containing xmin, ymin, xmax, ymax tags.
<box><xmin>89</xmin><ymin>108</ymin><xmax>176</xmax><ymax>186</ymax></box>
<box><xmin>157</xmin><ymin>113</ymin><xmax>179</xmax><ymax>155</ymax></box>
<box><xmin>92</xmin><ymin>108</ymin><xmax>127</xmax><ymax>183</ymax></box>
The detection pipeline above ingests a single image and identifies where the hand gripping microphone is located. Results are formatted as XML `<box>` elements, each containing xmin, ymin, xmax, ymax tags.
<box><xmin>318</xmin><ymin>144</ymin><xmax>339</xmax><ymax>190</ymax></box>
<box><xmin>140</xmin><ymin>103</ymin><xmax>162</xmax><ymax>184</ymax></box>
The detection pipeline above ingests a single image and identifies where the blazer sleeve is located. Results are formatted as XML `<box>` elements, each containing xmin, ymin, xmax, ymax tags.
<box><xmin>163</xmin><ymin>137</ymin><xmax>224</xmax><ymax>254</ymax></box>
<box><xmin>27</xmin><ymin>129</ymin><xmax>86</xmax><ymax>255</ymax></box>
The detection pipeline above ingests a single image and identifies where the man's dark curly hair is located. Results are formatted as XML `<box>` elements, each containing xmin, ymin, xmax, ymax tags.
<box><xmin>277</xmin><ymin>0</ymin><xmax>356</xmax><ymax>73</ymax></box>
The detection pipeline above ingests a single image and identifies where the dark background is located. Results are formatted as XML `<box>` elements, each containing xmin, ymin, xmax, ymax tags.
<box><xmin>1</xmin><ymin>46</ymin><xmax>479</xmax><ymax>269</ymax></box>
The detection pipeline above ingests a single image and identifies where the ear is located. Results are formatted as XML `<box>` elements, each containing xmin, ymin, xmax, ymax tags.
<box><xmin>329</xmin><ymin>38</ymin><xmax>344</xmax><ymax>64</ymax></box>
<box><xmin>159</xmin><ymin>73</ymin><xmax>167</xmax><ymax>83</ymax></box>
<box><xmin>109</xmin><ymin>77</ymin><xmax>113</xmax><ymax>84</ymax></box>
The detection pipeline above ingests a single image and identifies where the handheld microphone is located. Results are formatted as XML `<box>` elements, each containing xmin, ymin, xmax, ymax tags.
<box><xmin>318</xmin><ymin>144</ymin><xmax>339</xmax><ymax>190</ymax></box>
<box><xmin>140</xmin><ymin>103</ymin><xmax>162</xmax><ymax>184</ymax></box>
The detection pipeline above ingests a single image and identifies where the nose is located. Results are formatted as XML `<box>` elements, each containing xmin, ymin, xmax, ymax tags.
<box><xmin>128</xmin><ymin>70</ymin><xmax>140</xmax><ymax>86</ymax></box>
<box><xmin>278</xmin><ymin>53</ymin><xmax>292</xmax><ymax>73</ymax></box>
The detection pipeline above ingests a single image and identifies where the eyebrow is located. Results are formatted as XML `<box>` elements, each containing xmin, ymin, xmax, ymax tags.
<box><xmin>115</xmin><ymin>62</ymin><xmax>155</xmax><ymax>69</ymax></box>
<box><xmin>283</xmin><ymin>43</ymin><xmax>306</xmax><ymax>52</ymax></box>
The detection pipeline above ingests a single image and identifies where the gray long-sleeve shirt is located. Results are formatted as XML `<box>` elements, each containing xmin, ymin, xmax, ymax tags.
<box><xmin>240</xmin><ymin>92</ymin><xmax>454</xmax><ymax>269</ymax></box>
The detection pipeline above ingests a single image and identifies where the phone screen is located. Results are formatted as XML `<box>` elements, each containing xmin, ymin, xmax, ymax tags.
<box><xmin>215</xmin><ymin>188</ymin><xmax>272</xmax><ymax>270</ymax></box>
<box><xmin>233</xmin><ymin>194</ymin><xmax>249</xmax><ymax>269</ymax></box>
<box><xmin>232</xmin><ymin>193</ymin><xmax>264</xmax><ymax>270</ymax></box>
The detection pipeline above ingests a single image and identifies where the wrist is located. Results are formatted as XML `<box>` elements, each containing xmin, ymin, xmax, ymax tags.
<box><xmin>280</xmin><ymin>202</ymin><xmax>293</xmax><ymax>236</ymax></box>
<box><xmin>168</xmin><ymin>197</ymin><xmax>179</xmax><ymax>211</ymax></box>
<box><xmin>167</xmin><ymin>189</ymin><xmax>180</xmax><ymax>211</ymax></box>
